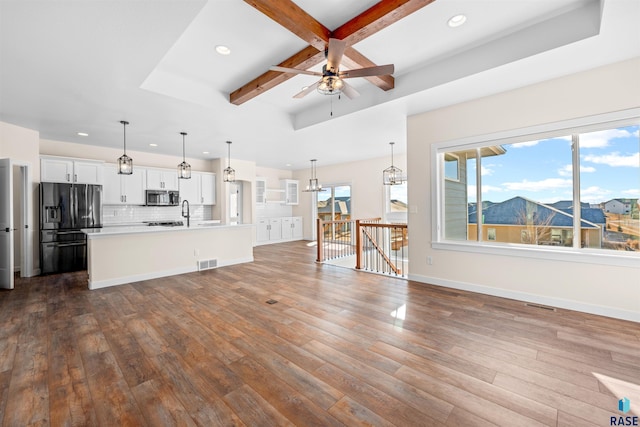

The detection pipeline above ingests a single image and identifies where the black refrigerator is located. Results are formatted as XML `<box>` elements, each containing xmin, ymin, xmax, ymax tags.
<box><xmin>39</xmin><ymin>182</ymin><xmax>102</xmax><ymax>274</ymax></box>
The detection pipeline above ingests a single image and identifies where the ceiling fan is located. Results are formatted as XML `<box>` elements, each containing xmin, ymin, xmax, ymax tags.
<box><xmin>270</xmin><ymin>38</ymin><xmax>394</xmax><ymax>99</ymax></box>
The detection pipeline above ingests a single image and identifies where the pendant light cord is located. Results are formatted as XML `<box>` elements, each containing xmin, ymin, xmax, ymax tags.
<box><xmin>120</xmin><ymin>120</ymin><xmax>129</xmax><ymax>154</ymax></box>
<box><xmin>181</xmin><ymin>132</ymin><xmax>187</xmax><ymax>161</ymax></box>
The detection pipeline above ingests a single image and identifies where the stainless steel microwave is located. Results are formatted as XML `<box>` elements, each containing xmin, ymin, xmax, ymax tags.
<box><xmin>145</xmin><ymin>190</ymin><xmax>179</xmax><ymax>206</ymax></box>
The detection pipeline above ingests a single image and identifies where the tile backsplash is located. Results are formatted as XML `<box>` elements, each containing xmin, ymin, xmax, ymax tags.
<box><xmin>103</xmin><ymin>205</ymin><xmax>214</xmax><ymax>226</ymax></box>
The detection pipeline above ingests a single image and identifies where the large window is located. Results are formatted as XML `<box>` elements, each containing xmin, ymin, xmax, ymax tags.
<box><xmin>317</xmin><ymin>185</ymin><xmax>351</xmax><ymax>240</ymax></box>
<box><xmin>386</xmin><ymin>181</ymin><xmax>408</xmax><ymax>223</ymax></box>
<box><xmin>436</xmin><ymin>117</ymin><xmax>639</xmax><ymax>258</ymax></box>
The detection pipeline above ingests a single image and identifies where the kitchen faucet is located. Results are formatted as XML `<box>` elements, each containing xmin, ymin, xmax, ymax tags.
<box><xmin>181</xmin><ymin>199</ymin><xmax>190</xmax><ymax>227</ymax></box>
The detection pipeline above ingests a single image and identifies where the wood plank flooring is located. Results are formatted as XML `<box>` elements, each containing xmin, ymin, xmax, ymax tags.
<box><xmin>1</xmin><ymin>240</ymin><xmax>638</xmax><ymax>426</ymax></box>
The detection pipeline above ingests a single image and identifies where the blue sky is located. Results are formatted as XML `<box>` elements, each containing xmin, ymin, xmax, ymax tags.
<box><xmin>468</xmin><ymin>125</ymin><xmax>640</xmax><ymax>205</ymax></box>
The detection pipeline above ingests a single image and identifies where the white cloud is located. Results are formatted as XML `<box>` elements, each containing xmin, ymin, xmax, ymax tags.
<box><xmin>482</xmin><ymin>185</ymin><xmax>503</xmax><ymax>193</ymax></box>
<box><xmin>581</xmin><ymin>186</ymin><xmax>612</xmax><ymax>202</ymax></box>
<box><xmin>503</xmin><ymin>178</ymin><xmax>572</xmax><ymax>192</ymax></box>
<box><xmin>510</xmin><ymin>140</ymin><xmax>540</xmax><ymax>148</ymax></box>
<box><xmin>621</xmin><ymin>188</ymin><xmax>640</xmax><ymax>197</ymax></box>
<box><xmin>481</xmin><ymin>165</ymin><xmax>494</xmax><ymax>176</ymax></box>
<box><xmin>580</xmin><ymin>128</ymin><xmax>635</xmax><ymax>148</ymax></box>
<box><xmin>582</xmin><ymin>152</ymin><xmax>639</xmax><ymax>167</ymax></box>
<box><xmin>558</xmin><ymin>164</ymin><xmax>597</xmax><ymax>176</ymax></box>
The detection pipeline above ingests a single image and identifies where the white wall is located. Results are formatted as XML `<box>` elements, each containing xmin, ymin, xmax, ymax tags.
<box><xmin>408</xmin><ymin>58</ymin><xmax>640</xmax><ymax>322</ymax></box>
<box><xmin>0</xmin><ymin>121</ymin><xmax>40</xmax><ymax>275</ymax></box>
<box><xmin>292</xmin><ymin>154</ymin><xmax>407</xmax><ymax>240</ymax></box>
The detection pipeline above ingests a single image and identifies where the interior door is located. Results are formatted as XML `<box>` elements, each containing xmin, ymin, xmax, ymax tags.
<box><xmin>0</xmin><ymin>158</ymin><xmax>15</xmax><ymax>289</ymax></box>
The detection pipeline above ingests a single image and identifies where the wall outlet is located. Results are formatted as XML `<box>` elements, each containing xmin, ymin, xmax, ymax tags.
<box><xmin>427</xmin><ymin>256</ymin><xmax>433</xmax><ymax>265</ymax></box>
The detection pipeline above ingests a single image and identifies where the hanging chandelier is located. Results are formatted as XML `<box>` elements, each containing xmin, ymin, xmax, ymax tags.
<box><xmin>177</xmin><ymin>132</ymin><xmax>191</xmax><ymax>179</ymax></box>
<box><xmin>303</xmin><ymin>159</ymin><xmax>323</xmax><ymax>192</ymax></box>
<box><xmin>223</xmin><ymin>141</ymin><xmax>236</xmax><ymax>182</ymax></box>
<box><xmin>117</xmin><ymin>120</ymin><xmax>133</xmax><ymax>175</ymax></box>
<box><xmin>383</xmin><ymin>142</ymin><xmax>403</xmax><ymax>185</ymax></box>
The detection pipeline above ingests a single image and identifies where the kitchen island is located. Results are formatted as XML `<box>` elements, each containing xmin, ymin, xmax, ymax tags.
<box><xmin>82</xmin><ymin>223</ymin><xmax>253</xmax><ymax>290</ymax></box>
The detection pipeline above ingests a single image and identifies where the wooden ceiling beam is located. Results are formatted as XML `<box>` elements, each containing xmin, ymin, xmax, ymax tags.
<box><xmin>244</xmin><ymin>0</ymin><xmax>330</xmax><ymax>51</ymax></box>
<box><xmin>332</xmin><ymin>0</ymin><xmax>436</xmax><ymax>45</ymax></box>
<box><xmin>230</xmin><ymin>46</ymin><xmax>324</xmax><ymax>106</ymax></box>
<box><xmin>232</xmin><ymin>0</ymin><xmax>433</xmax><ymax>104</ymax></box>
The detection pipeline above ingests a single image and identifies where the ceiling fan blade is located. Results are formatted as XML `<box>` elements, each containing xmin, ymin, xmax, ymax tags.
<box><xmin>340</xmin><ymin>81</ymin><xmax>360</xmax><ymax>99</ymax></box>
<box><xmin>293</xmin><ymin>81</ymin><xmax>320</xmax><ymax>99</ymax></box>
<box><xmin>339</xmin><ymin>64</ymin><xmax>395</xmax><ymax>79</ymax></box>
<box><xmin>326</xmin><ymin>38</ymin><xmax>346</xmax><ymax>73</ymax></box>
<box><xmin>270</xmin><ymin>66</ymin><xmax>322</xmax><ymax>77</ymax></box>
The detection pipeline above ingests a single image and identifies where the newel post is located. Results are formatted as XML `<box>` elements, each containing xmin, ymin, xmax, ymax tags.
<box><xmin>316</xmin><ymin>218</ymin><xmax>323</xmax><ymax>262</ymax></box>
<box><xmin>355</xmin><ymin>219</ymin><xmax>362</xmax><ymax>270</ymax></box>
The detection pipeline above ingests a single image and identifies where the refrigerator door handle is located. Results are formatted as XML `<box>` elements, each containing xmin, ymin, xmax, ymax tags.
<box><xmin>72</xmin><ymin>186</ymin><xmax>78</xmax><ymax>227</ymax></box>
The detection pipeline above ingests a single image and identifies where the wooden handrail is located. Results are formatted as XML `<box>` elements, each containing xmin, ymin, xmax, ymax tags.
<box><xmin>360</xmin><ymin>228</ymin><xmax>402</xmax><ymax>275</ymax></box>
<box><xmin>355</xmin><ymin>221</ymin><xmax>407</xmax><ymax>275</ymax></box>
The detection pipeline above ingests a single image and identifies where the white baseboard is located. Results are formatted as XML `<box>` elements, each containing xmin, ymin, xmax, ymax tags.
<box><xmin>408</xmin><ymin>273</ymin><xmax>640</xmax><ymax>323</ymax></box>
<box><xmin>88</xmin><ymin>256</ymin><xmax>254</xmax><ymax>290</ymax></box>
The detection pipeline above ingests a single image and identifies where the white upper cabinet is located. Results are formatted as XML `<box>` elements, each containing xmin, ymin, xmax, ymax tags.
<box><xmin>281</xmin><ymin>179</ymin><xmax>299</xmax><ymax>205</ymax></box>
<box><xmin>200</xmin><ymin>173</ymin><xmax>215</xmax><ymax>205</ymax></box>
<box><xmin>178</xmin><ymin>174</ymin><xmax>199</xmax><ymax>204</ymax></box>
<box><xmin>146</xmin><ymin>168</ymin><xmax>179</xmax><ymax>191</ymax></box>
<box><xmin>103</xmin><ymin>163</ymin><xmax>146</xmax><ymax>205</ymax></box>
<box><xmin>41</xmin><ymin>157</ymin><xmax>103</xmax><ymax>185</ymax></box>
<box><xmin>255</xmin><ymin>177</ymin><xmax>266</xmax><ymax>204</ymax></box>
<box><xmin>179</xmin><ymin>172</ymin><xmax>215</xmax><ymax>205</ymax></box>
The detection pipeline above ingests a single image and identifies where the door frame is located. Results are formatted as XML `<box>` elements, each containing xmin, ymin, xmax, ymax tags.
<box><xmin>16</xmin><ymin>162</ymin><xmax>34</xmax><ymax>277</ymax></box>
<box><xmin>0</xmin><ymin>158</ymin><xmax>14</xmax><ymax>289</ymax></box>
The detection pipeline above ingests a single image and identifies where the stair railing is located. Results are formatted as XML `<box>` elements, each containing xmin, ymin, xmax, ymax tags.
<box><xmin>316</xmin><ymin>217</ymin><xmax>380</xmax><ymax>262</ymax></box>
<box><xmin>356</xmin><ymin>220</ymin><xmax>408</xmax><ymax>277</ymax></box>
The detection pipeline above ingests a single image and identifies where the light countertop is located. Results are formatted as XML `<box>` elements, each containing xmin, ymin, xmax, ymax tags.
<box><xmin>83</xmin><ymin>222</ymin><xmax>252</xmax><ymax>238</ymax></box>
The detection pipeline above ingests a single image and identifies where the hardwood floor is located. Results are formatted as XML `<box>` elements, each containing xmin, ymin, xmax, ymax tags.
<box><xmin>1</xmin><ymin>241</ymin><xmax>638</xmax><ymax>426</ymax></box>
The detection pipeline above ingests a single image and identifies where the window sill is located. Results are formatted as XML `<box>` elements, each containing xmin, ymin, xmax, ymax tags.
<box><xmin>432</xmin><ymin>240</ymin><xmax>639</xmax><ymax>268</ymax></box>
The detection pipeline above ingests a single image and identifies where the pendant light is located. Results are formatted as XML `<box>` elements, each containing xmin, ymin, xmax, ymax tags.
<box><xmin>223</xmin><ymin>140</ymin><xmax>236</xmax><ymax>182</ymax></box>
<box><xmin>117</xmin><ymin>120</ymin><xmax>133</xmax><ymax>175</ymax></box>
<box><xmin>383</xmin><ymin>142</ymin><xmax>403</xmax><ymax>185</ymax></box>
<box><xmin>303</xmin><ymin>159</ymin><xmax>323</xmax><ymax>192</ymax></box>
<box><xmin>177</xmin><ymin>131</ymin><xmax>191</xmax><ymax>179</ymax></box>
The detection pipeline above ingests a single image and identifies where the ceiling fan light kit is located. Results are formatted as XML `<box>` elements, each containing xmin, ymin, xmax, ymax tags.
<box><xmin>177</xmin><ymin>131</ymin><xmax>191</xmax><ymax>179</ymax></box>
<box><xmin>270</xmin><ymin>38</ymin><xmax>394</xmax><ymax>100</ymax></box>
<box><xmin>223</xmin><ymin>140</ymin><xmax>236</xmax><ymax>182</ymax></box>
<box><xmin>117</xmin><ymin>120</ymin><xmax>133</xmax><ymax>175</ymax></box>
<box><xmin>383</xmin><ymin>142</ymin><xmax>403</xmax><ymax>185</ymax></box>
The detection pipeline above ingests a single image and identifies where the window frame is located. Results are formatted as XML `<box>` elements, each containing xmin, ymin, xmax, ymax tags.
<box><xmin>431</xmin><ymin>108</ymin><xmax>640</xmax><ymax>268</ymax></box>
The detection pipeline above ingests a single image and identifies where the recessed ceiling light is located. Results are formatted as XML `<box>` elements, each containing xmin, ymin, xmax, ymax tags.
<box><xmin>215</xmin><ymin>45</ymin><xmax>231</xmax><ymax>55</ymax></box>
<box><xmin>77</xmin><ymin>132</ymin><xmax>89</xmax><ymax>137</ymax></box>
<box><xmin>149</xmin><ymin>143</ymin><xmax>158</xmax><ymax>147</ymax></box>
<box><xmin>286</xmin><ymin>163</ymin><xmax>292</xmax><ymax>167</ymax></box>
<box><xmin>448</xmin><ymin>14</ymin><xmax>467</xmax><ymax>28</ymax></box>
<box><xmin>203</xmin><ymin>151</ymin><xmax>210</xmax><ymax>154</ymax></box>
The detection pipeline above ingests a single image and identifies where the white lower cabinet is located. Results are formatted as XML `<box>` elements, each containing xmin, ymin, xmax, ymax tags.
<box><xmin>281</xmin><ymin>216</ymin><xmax>303</xmax><ymax>239</ymax></box>
<box><xmin>256</xmin><ymin>216</ymin><xmax>302</xmax><ymax>245</ymax></box>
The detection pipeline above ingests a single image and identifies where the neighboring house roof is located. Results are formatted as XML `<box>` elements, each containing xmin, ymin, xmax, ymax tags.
<box><xmin>468</xmin><ymin>196</ymin><xmax>602</xmax><ymax>229</ymax></box>
<box><xmin>317</xmin><ymin>196</ymin><xmax>351</xmax><ymax>214</ymax></box>
<box><xmin>390</xmin><ymin>199</ymin><xmax>407</xmax><ymax>212</ymax></box>
<box><xmin>558</xmin><ymin>208</ymin><xmax>606</xmax><ymax>225</ymax></box>
<box><xmin>549</xmin><ymin>200</ymin><xmax>589</xmax><ymax>209</ymax></box>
